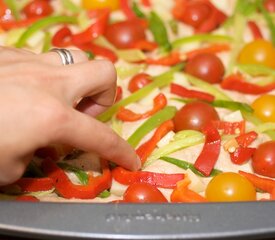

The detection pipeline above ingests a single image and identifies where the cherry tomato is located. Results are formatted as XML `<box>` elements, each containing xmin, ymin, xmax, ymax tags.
<box><xmin>181</xmin><ymin>2</ymin><xmax>211</xmax><ymax>28</ymax></box>
<box><xmin>82</xmin><ymin>0</ymin><xmax>119</xmax><ymax>11</ymax></box>
<box><xmin>105</xmin><ymin>20</ymin><xmax>146</xmax><ymax>49</ymax></box>
<box><xmin>238</xmin><ymin>39</ymin><xmax>275</xmax><ymax>69</ymax></box>
<box><xmin>264</xmin><ymin>0</ymin><xmax>275</xmax><ymax>12</ymax></box>
<box><xmin>123</xmin><ymin>183</ymin><xmax>168</xmax><ymax>203</ymax></box>
<box><xmin>205</xmin><ymin>172</ymin><xmax>256</xmax><ymax>202</ymax></box>
<box><xmin>252</xmin><ymin>141</ymin><xmax>275</xmax><ymax>178</ymax></box>
<box><xmin>173</xmin><ymin>101</ymin><xmax>220</xmax><ymax>132</ymax></box>
<box><xmin>185</xmin><ymin>53</ymin><xmax>225</xmax><ymax>84</ymax></box>
<box><xmin>251</xmin><ymin>94</ymin><xmax>275</xmax><ymax>122</ymax></box>
<box><xmin>0</xmin><ymin>1</ymin><xmax>13</xmax><ymax>22</ymax></box>
<box><xmin>22</xmin><ymin>0</ymin><xmax>53</xmax><ymax>18</ymax></box>
<box><xmin>128</xmin><ymin>73</ymin><xmax>152</xmax><ymax>93</ymax></box>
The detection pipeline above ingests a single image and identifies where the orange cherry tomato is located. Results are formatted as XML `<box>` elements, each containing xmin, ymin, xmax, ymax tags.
<box><xmin>252</xmin><ymin>141</ymin><xmax>275</xmax><ymax>178</ymax></box>
<box><xmin>81</xmin><ymin>0</ymin><xmax>119</xmax><ymax>11</ymax></box>
<box><xmin>238</xmin><ymin>39</ymin><xmax>275</xmax><ymax>69</ymax></box>
<box><xmin>123</xmin><ymin>183</ymin><xmax>168</xmax><ymax>203</ymax></box>
<box><xmin>205</xmin><ymin>172</ymin><xmax>256</xmax><ymax>202</ymax></box>
<box><xmin>251</xmin><ymin>94</ymin><xmax>275</xmax><ymax>122</ymax></box>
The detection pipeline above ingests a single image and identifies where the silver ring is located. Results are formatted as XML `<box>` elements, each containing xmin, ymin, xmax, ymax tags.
<box><xmin>50</xmin><ymin>48</ymin><xmax>74</xmax><ymax>65</ymax></box>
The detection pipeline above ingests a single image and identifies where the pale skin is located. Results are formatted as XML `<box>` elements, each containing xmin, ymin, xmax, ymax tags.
<box><xmin>0</xmin><ymin>47</ymin><xmax>141</xmax><ymax>186</ymax></box>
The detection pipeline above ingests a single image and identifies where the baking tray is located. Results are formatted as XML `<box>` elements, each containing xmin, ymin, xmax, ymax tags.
<box><xmin>0</xmin><ymin>201</ymin><xmax>274</xmax><ymax>240</ymax></box>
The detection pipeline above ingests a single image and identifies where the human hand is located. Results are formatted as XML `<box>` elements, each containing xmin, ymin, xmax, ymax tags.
<box><xmin>0</xmin><ymin>47</ymin><xmax>140</xmax><ymax>185</ymax></box>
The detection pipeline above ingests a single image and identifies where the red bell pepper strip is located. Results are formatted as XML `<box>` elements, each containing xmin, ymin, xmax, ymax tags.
<box><xmin>0</xmin><ymin>17</ymin><xmax>42</xmax><ymax>31</ymax></box>
<box><xmin>230</xmin><ymin>147</ymin><xmax>256</xmax><ymax>165</ymax></box>
<box><xmin>136</xmin><ymin>120</ymin><xmax>174</xmax><ymax>165</ymax></box>
<box><xmin>52</xmin><ymin>26</ymin><xmax>72</xmax><ymax>47</ymax></box>
<box><xmin>146</xmin><ymin>52</ymin><xmax>183</xmax><ymax>66</ymax></box>
<box><xmin>11</xmin><ymin>178</ymin><xmax>54</xmax><ymax>193</ymax></box>
<box><xmin>186</xmin><ymin>43</ymin><xmax>230</xmax><ymax>59</ymax></box>
<box><xmin>76</xmin><ymin>42</ymin><xmax>118</xmax><ymax>62</ymax></box>
<box><xmin>71</xmin><ymin>9</ymin><xmax>110</xmax><ymax>45</ymax></box>
<box><xmin>141</xmin><ymin>0</ymin><xmax>151</xmax><ymax>7</ymax></box>
<box><xmin>170</xmin><ymin>178</ymin><xmax>207</xmax><ymax>203</ymax></box>
<box><xmin>114</xmin><ymin>86</ymin><xmax>123</xmax><ymax>103</ymax></box>
<box><xmin>116</xmin><ymin>93</ymin><xmax>167</xmax><ymax>122</ymax></box>
<box><xmin>212</xmin><ymin>120</ymin><xmax>246</xmax><ymax>135</ymax></box>
<box><xmin>42</xmin><ymin>158</ymin><xmax>112</xmax><ymax>199</ymax></box>
<box><xmin>221</xmin><ymin>73</ymin><xmax>275</xmax><ymax>94</ymax></box>
<box><xmin>171</xmin><ymin>83</ymin><xmax>215</xmax><ymax>102</ymax></box>
<box><xmin>239</xmin><ymin>170</ymin><xmax>275</xmax><ymax>193</ymax></box>
<box><xmin>248</xmin><ymin>21</ymin><xmax>264</xmax><ymax>40</ymax></box>
<box><xmin>236</xmin><ymin>131</ymin><xmax>258</xmax><ymax>148</ymax></box>
<box><xmin>112</xmin><ymin>167</ymin><xmax>184</xmax><ymax>189</ymax></box>
<box><xmin>120</xmin><ymin>0</ymin><xmax>137</xmax><ymax>19</ymax></box>
<box><xmin>15</xmin><ymin>196</ymin><xmax>39</xmax><ymax>202</ymax></box>
<box><xmin>132</xmin><ymin>39</ymin><xmax>158</xmax><ymax>51</ymax></box>
<box><xmin>194</xmin><ymin>124</ymin><xmax>221</xmax><ymax>176</ymax></box>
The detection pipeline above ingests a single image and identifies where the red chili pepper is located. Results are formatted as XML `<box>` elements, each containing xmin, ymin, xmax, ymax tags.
<box><xmin>12</xmin><ymin>178</ymin><xmax>54</xmax><ymax>193</ymax></box>
<box><xmin>170</xmin><ymin>178</ymin><xmax>207</xmax><ymax>203</ymax></box>
<box><xmin>194</xmin><ymin>124</ymin><xmax>221</xmax><ymax>176</ymax></box>
<box><xmin>132</xmin><ymin>40</ymin><xmax>158</xmax><ymax>51</ymax></box>
<box><xmin>146</xmin><ymin>52</ymin><xmax>183</xmax><ymax>66</ymax></box>
<box><xmin>120</xmin><ymin>0</ymin><xmax>137</xmax><ymax>19</ymax></box>
<box><xmin>221</xmin><ymin>73</ymin><xmax>275</xmax><ymax>94</ymax></box>
<box><xmin>77</xmin><ymin>42</ymin><xmax>118</xmax><ymax>62</ymax></box>
<box><xmin>42</xmin><ymin>158</ymin><xmax>112</xmax><ymax>199</ymax></box>
<box><xmin>0</xmin><ymin>17</ymin><xmax>42</xmax><ymax>31</ymax></box>
<box><xmin>236</xmin><ymin>131</ymin><xmax>258</xmax><ymax>148</ymax></box>
<box><xmin>170</xmin><ymin>83</ymin><xmax>215</xmax><ymax>102</ymax></box>
<box><xmin>136</xmin><ymin>120</ymin><xmax>174</xmax><ymax>165</ymax></box>
<box><xmin>230</xmin><ymin>147</ymin><xmax>256</xmax><ymax>165</ymax></box>
<box><xmin>15</xmin><ymin>196</ymin><xmax>39</xmax><ymax>202</ymax></box>
<box><xmin>112</xmin><ymin>167</ymin><xmax>184</xmax><ymax>189</ymax></box>
<box><xmin>186</xmin><ymin>43</ymin><xmax>230</xmax><ymax>59</ymax></box>
<box><xmin>114</xmin><ymin>86</ymin><xmax>123</xmax><ymax>103</ymax></box>
<box><xmin>239</xmin><ymin>170</ymin><xmax>275</xmax><ymax>193</ymax></box>
<box><xmin>141</xmin><ymin>0</ymin><xmax>151</xmax><ymax>7</ymax></box>
<box><xmin>212</xmin><ymin>120</ymin><xmax>246</xmax><ymax>135</ymax></box>
<box><xmin>247</xmin><ymin>21</ymin><xmax>264</xmax><ymax>40</ymax></box>
<box><xmin>52</xmin><ymin>26</ymin><xmax>72</xmax><ymax>47</ymax></box>
<box><xmin>116</xmin><ymin>93</ymin><xmax>167</xmax><ymax>122</ymax></box>
<box><xmin>71</xmin><ymin>9</ymin><xmax>110</xmax><ymax>45</ymax></box>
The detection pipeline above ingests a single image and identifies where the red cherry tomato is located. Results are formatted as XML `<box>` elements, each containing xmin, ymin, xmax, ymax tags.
<box><xmin>181</xmin><ymin>2</ymin><xmax>211</xmax><ymax>28</ymax></box>
<box><xmin>185</xmin><ymin>53</ymin><xmax>225</xmax><ymax>84</ymax></box>
<box><xmin>173</xmin><ymin>101</ymin><xmax>220</xmax><ymax>132</ymax></box>
<box><xmin>264</xmin><ymin>0</ymin><xmax>275</xmax><ymax>12</ymax></box>
<box><xmin>123</xmin><ymin>183</ymin><xmax>168</xmax><ymax>203</ymax></box>
<box><xmin>23</xmin><ymin>0</ymin><xmax>53</xmax><ymax>18</ymax></box>
<box><xmin>128</xmin><ymin>73</ymin><xmax>152</xmax><ymax>93</ymax></box>
<box><xmin>105</xmin><ymin>19</ymin><xmax>146</xmax><ymax>49</ymax></box>
<box><xmin>252</xmin><ymin>141</ymin><xmax>275</xmax><ymax>178</ymax></box>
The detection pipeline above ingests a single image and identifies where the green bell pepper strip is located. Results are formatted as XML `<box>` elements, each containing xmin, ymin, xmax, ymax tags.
<box><xmin>116</xmin><ymin>63</ymin><xmax>146</xmax><ymax>80</ymax></box>
<box><xmin>42</xmin><ymin>32</ymin><xmax>52</xmax><ymax>53</ymax></box>
<box><xmin>172</xmin><ymin>34</ymin><xmax>232</xmax><ymax>49</ymax></box>
<box><xmin>144</xmin><ymin>130</ymin><xmax>204</xmax><ymax>168</ymax></box>
<box><xmin>98</xmin><ymin>190</ymin><xmax>111</xmax><ymax>198</ymax></box>
<box><xmin>160</xmin><ymin>156</ymin><xmax>222</xmax><ymax>177</ymax></box>
<box><xmin>57</xmin><ymin>162</ymin><xmax>89</xmax><ymax>185</ymax></box>
<box><xmin>4</xmin><ymin>0</ymin><xmax>20</xmax><ymax>20</ymax></box>
<box><xmin>16</xmin><ymin>15</ymin><xmax>77</xmax><ymax>48</ymax></box>
<box><xmin>132</xmin><ymin>1</ymin><xmax>146</xmax><ymax>18</ymax></box>
<box><xmin>257</xmin><ymin>0</ymin><xmax>275</xmax><ymax>46</ymax></box>
<box><xmin>237</xmin><ymin>64</ymin><xmax>275</xmax><ymax>77</ymax></box>
<box><xmin>169</xmin><ymin>19</ymin><xmax>179</xmax><ymax>35</ymax></box>
<box><xmin>255</xmin><ymin>122</ymin><xmax>275</xmax><ymax>135</ymax></box>
<box><xmin>97</xmin><ymin>64</ymin><xmax>184</xmax><ymax>122</ymax></box>
<box><xmin>185</xmin><ymin>74</ymin><xmax>232</xmax><ymax>101</ymax></box>
<box><xmin>127</xmin><ymin>106</ymin><xmax>177</xmax><ymax>148</ymax></box>
<box><xmin>149</xmin><ymin>11</ymin><xmax>172</xmax><ymax>52</ymax></box>
<box><xmin>62</xmin><ymin>0</ymin><xmax>81</xmax><ymax>13</ymax></box>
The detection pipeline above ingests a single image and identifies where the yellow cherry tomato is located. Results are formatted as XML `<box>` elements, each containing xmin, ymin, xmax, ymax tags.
<box><xmin>238</xmin><ymin>39</ymin><xmax>275</xmax><ymax>69</ymax></box>
<box><xmin>82</xmin><ymin>0</ymin><xmax>120</xmax><ymax>11</ymax></box>
<box><xmin>205</xmin><ymin>172</ymin><xmax>256</xmax><ymax>202</ymax></box>
<box><xmin>252</xmin><ymin>94</ymin><xmax>275</xmax><ymax>122</ymax></box>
